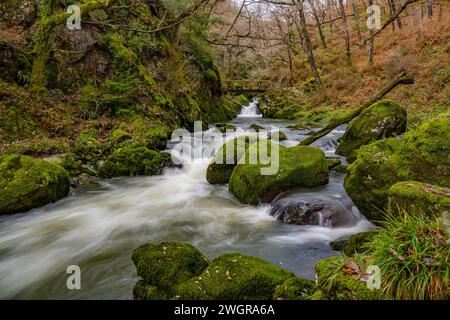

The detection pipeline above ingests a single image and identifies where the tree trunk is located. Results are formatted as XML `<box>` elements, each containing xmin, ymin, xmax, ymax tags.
<box><xmin>428</xmin><ymin>0</ymin><xmax>433</xmax><ymax>17</ymax></box>
<box><xmin>390</xmin><ymin>0</ymin><xmax>403</xmax><ymax>28</ymax></box>
<box><xmin>296</xmin><ymin>0</ymin><xmax>322</xmax><ymax>87</ymax></box>
<box><xmin>351</xmin><ymin>0</ymin><xmax>363</xmax><ymax>43</ymax></box>
<box><xmin>339</xmin><ymin>0</ymin><xmax>351</xmax><ymax>65</ymax></box>
<box><xmin>308</xmin><ymin>0</ymin><xmax>327</xmax><ymax>49</ymax></box>
<box><xmin>299</xmin><ymin>73</ymin><xmax>414</xmax><ymax>146</ymax></box>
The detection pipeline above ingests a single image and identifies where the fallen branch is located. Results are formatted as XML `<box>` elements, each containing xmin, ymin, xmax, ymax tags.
<box><xmin>299</xmin><ymin>73</ymin><xmax>414</xmax><ymax>146</ymax></box>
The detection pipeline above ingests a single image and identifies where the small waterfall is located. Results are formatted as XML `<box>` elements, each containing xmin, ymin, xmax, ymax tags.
<box><xmin>238</xmin><ymin>98</ymin><xmax>262</xmax><ymax>118</ymax></box>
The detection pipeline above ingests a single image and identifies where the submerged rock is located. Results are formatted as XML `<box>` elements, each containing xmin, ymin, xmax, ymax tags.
<box><xmin>344</xmin><ymin>113</ymin><xmax>450</xmax><ymax>222</ymax></box>
<box><xmin>388</xmin><ymin>181</ymin><xmax>450</xmax><ymax>219</ymax></box>
<box><xmin>174</xmin><ymin>253</ymin><xmax>295</xmax><ymax>300</ymax></box>
<box><xmin>229</xmin><ymin>145</ymin><xmax>329</xmax><ymax>205</ymax></box>
<box><xmin>132</xmin><ymin>242</ymin><xmax>209</xmax><ymax>296</ymax></box>
<box><xmin>336</xmin><ymin>100</ymin><xmax>407</xmax><ymax>163</ymax></box>
<box><xmin>0</xmin><ymin>154</ymin><xmax>70</xmax><ymax>215</ymax></box>
<box><xmin>270</xmin><ymin>197</ymin><xmax>357</xmax><ymax>227</ymax></box>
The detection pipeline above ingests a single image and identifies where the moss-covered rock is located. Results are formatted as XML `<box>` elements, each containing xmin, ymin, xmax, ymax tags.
<box><xmin>315</xmin><ymin>256</ymin><xmax>381</xmax><ymax>300</ymax></box>
<box><xmin>229</xmin><ymin>144</ymin><xmax>329</xmax><ymax>205</ymax></box>
<box><xmin>132</xmin><ymin>242</ymin><xmax>209</xmax><ymax>295</ymax></box>
<box><xmin>206</xmin><ymin>136</ymin><xmax>251</xmax><ymax>184</ymax></box>
<box><xmin>249</xmin><ymin>123</ymin><xmax>265</xmax><ymax>132</ymax></box>
<box><xmin>0</xmin><ymin>154</ymin><xmax>70</xmax><ymax>215</ymax></box>
<box><xmin>273</xmin><ymin>277</ymin><xmax>317</xmax><ymax>300</ymax></box>
<box><xmin>97</xmin><ymin>146</ymin><xmax>171</xmax><ymax>178</ymax></box>
<box><xmin>133</xmin><ymin>280</ymin><xmax>168</xmax><ymax>300</ymax></box>
<box><xmin>336</xmin><ymin>100</ymin><xmax>407</xmax><ymax>162</ymax></box>
<box><xmin>343</xmin><ymin>232</ymin><xmax>375</xmax><ymax>257</ymax></box>
<box><xmin>388</xmin><ymin>181</ymin><xmax>450</xmax><ymax>218</ymax></box>
<box><xmin>344</xmin><ymin>112</ymin><xmax>450</xmax><ymax>222</ymax></box>
<box><xmin>174</xmin><ymin>253</ymin><xmax>295</xmax><ymax>300</ymax></box>
<box><xmin>108</xmin><ymin>129</ymin><xmax>132</xmax><ymax>146</ymax></box>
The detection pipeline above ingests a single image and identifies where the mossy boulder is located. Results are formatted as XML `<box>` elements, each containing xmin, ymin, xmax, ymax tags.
<box><xmin>336</xmin><ymin>100</ymin><xmax>407</xmax><ymax>162</ymax></box>
<box><xmin>174</xmin><ymin>253</ymin><xmax>295</xmax><ymax>300</ymax></box>
<box><xmin>132</xmin><ymin>242</ymin><xmax>209</xmax><ymax>295</ymax></box>
<box><xmin>108</xmin><ymin>129</ymin><xmax>132</xmax><ymax>146</ymax></box>
<box><xmin>315</xmin><ymin>256</ymin><xmax>381</xmax><ymax>300</ymax></box>
<box><xmin>344</xmin><ymin>113</ymin><xmax>450</xmax><ymax>222</ymax></box>
<box><xmin>326</xmin><ymin>157</ymin><xmax>342</xmax><ymax>170</ymax></box>
<box><xmin>0</xmin><ymin>154</ymin><xmax>70</xmax><ymax>215</ymax></box>
<box><xmin>388</xmin><ymin>181</ymin><xmax>450</xmax><ymax>218</ymax></box>
<box><xmin>273</xmin><ymin>277</ymin><xmax>317</xmax><ymax>300</ymax></box>
<box><xmin>206</xmin><ymin>137</ymin><xmax>252</xmax><ymax>184</ymax></box>
<box><xmin>229</xmin><ymin>144</ymin><xmax>329</xmax><ymax>205</ymax></box>
<box><xmin>97</xmin><ymin>146</ymin><xmax>171</xmax><ymax>178</ymax></box>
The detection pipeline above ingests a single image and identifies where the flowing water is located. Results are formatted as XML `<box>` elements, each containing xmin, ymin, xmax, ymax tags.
<box><xmin>0</xmin><ymin>99</ymin><xmax>373</xmax><ymax>299</ymax></box>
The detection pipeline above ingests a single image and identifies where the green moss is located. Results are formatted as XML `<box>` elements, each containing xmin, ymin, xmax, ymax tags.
<box><xmin>388</xmin><ymin>181</ymin><xmax>450</xmax><ymax>218</ymax></box>
<box><xmin>132</xmin><ymin>242</ymin><xmax>209</xmax><ymax>295</ymax></box>
<box><xmin>174</xmin><ymin>253</ymin><xmax>294</xmax><ymax>300</ymax></box>
<box><xmin>273</xmin><ymin>277</ymin><xmax>317</xmax><ymax>300</ymax></box>
<box><xmin>344</xmin><ymin>112</ymin><xmax>450</xmax><ymax>222</ymax></box>
<box><xmin>229</xmin><ymin>144</ymin><xmax>329</xmax><ymax>205</ymax></box>
<box><xmin>0</xmin><ymin>154</ymin><xmax>70</xmax><ymax>214</ymax></box>
<box><xmin>108</xmin><ymin>129</ymin><xmax>132</xmax><ymax>145</ymax></box>
<box><xmin>336</xmin><ymin>100</ymin><xmax>407</xmax><ymax>162</ymax></box>
<box><xmin>206</xmin><ymin>136</ymin><xmax>252</xmax><ymax>185</ymax></box>
<box><xmin>315</xmin><ymin>256</ymin><xmax>381</xmax><ymax>300</ymax></box>
<box><xmin>343</xmin><ymin>232</ymin><xmax>375</xmax><ymax>257</ymax></box>
<box><xmin>98</xmin><ymin>145</ymin><xmax>162</xmax><ymax>178</ymax></box>
<box><xmin>133</xmin><ymin>280</ymin><xmax>168</xmax><ymax>300</ymax></box>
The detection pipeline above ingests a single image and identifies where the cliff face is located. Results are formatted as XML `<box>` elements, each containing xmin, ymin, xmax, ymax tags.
<box><xmin>0</xmin><ymin>0</ymin><xmax>238</xmax><ymax>143</ymax></box>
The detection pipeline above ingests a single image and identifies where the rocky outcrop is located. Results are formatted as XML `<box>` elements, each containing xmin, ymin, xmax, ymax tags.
<box><xmin>344</xmin><ymin>113</ymin><xmax>450</xmax><ymax>222</ymax></box>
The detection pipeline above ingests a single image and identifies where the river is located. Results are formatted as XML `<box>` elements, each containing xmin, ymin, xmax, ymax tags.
<box><xmin>0</xmin><ymin>99</ymin><xmax>373</xmax><ymax>299</ymax></box>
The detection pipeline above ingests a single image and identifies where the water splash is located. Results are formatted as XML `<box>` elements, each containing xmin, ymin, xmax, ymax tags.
<box><xmin>238</xmin><ymin>98</ymin><xmax>262</xmax><ymax>118</ymax></box>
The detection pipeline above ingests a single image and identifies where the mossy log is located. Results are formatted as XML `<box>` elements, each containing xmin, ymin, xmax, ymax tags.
<box><xmin>299</xmin><ymin>73</ymin><xmax>414</xmax><ymax>146</ymax></box>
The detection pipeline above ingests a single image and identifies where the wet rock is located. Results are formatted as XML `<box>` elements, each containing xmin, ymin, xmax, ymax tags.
<box><xmin>326</xmin><ymin>157</ymin><xmax>342</xmax><ymax>170</ymax></box>
<box><xmin>343</xmin><ymin>232</ymin><xmax>375</xmax><ymax>256</ymax></box>
<box><xmin>329</xmin><ymin>237</ymin><xmax>349</xmax><ymax>251</ymax></box>
<box><xmin>229</xmin><ymin>145</ymin><xmax>329</xmax><ymax>205</ymax></box>
<box><xmin>336</xmin><ymin>100</ymin><xmax>407</xmax><ymax>163</ymax></box>
<box><xmin>270</xmin><ymin>197</ymin><xmax>358</xmax><ymax>227</ymax></box>
<box><xmin>0</xmin><ymin>154</ymin><xmax>70</xmax><ymax>215</ymax></box>
<box><xmin>216</xmin><ymin>124</ymin><xmax>236</xmax><ymax>133</ymax></box>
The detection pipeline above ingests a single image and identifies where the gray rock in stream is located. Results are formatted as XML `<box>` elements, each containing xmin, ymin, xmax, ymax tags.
<box><xmin>270</xmin><ymin>198</ymin><xmax>358</xmax><ymax>228</ymax></box>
